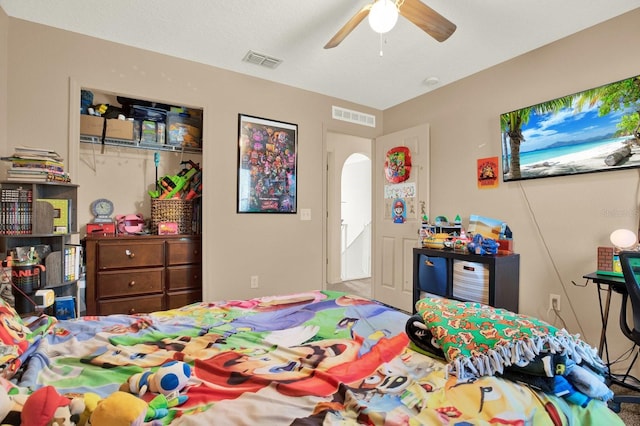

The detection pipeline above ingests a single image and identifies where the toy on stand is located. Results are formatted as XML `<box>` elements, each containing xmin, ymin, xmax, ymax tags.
<box><xmin>419</xmin><ymin>214</ymin><xmax>469</xmax><ymax>250</ymax></box>
<box><xmin>467</xmin><ymin>233</ymin><xmax>499</xmax><ymax>255</ymax></box>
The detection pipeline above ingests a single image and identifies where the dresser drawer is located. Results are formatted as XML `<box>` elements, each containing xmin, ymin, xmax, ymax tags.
<box><xmin>166</xmin><ymin>290</ymin><xmax>202</xmax><ymax>309</ymax></box>
<box><xmin>97</xmin><ymin>268</ymin><xmax>164</xmax><ymax>298</ymax></box>
<box><xmin>98</xmin><ymin>294</ymin><xmax>164</xmax><ymax>315</ymax></box>
<box><xmin>166</xmin><ymin>238</ymin><xmax>202</xmax><ymax>265</ymax></box>
<box><xmin>166</xmin><ymin>265</ymin><xmax>201</xmax><ymax>291</ymax></box>
<box><xmin>97</xmin><ymin>241</ymin><xmax>165</xmax><ymax>269</ymax></box>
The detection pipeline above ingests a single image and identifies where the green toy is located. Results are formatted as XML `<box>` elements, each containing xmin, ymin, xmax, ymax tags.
<box><xmin>148</xmin><ymin>161</ymin><xmax>199</xmax><ymax>199</ymax></box>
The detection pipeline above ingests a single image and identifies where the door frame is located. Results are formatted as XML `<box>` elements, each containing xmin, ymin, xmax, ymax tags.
<box><xmin>323</xmin><ymin>129</ymin><xmax>373</xmax><ymax>287</ymax></box>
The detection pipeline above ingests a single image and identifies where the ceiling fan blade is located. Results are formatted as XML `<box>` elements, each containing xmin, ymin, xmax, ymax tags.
<box><xmin>399</xmin><ymin>0</ymin><xmax>456</xmax><ymax>42</ymax></box>
<box><xmin>324</xmin><ymin>4</ymin><xmax>373</xmax><ymax>49</ymax></box>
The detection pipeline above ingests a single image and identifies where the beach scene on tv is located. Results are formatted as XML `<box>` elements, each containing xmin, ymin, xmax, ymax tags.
<box><xmin>501</xmin><ymin>75</ymin><xmax>640</xmax><ymax>182</ymax></box>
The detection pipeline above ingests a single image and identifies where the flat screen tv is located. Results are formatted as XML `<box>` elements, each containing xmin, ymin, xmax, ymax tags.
<box><xmin>500</xmin><ymin>75</ymin><xmax>640</xmax><ymax>182</ymax></box>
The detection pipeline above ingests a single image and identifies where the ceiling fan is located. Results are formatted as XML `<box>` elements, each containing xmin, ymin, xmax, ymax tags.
<box><xmin>324</xmin><ymin>0</ymin><xmax>456</xmax><ymax>49</ymax></box>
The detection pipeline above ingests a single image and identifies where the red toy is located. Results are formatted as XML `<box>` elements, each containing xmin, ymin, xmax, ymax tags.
<box><xmin>21</xmin><ymin>386</ymin><xmax>84</xmax><ymax>426</ymax></box>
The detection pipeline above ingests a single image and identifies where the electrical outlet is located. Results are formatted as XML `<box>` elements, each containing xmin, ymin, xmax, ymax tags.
<box><xmin>549</xmin><ymin>294</ymin><xmax>561</xmax><ymax>311</ymax></box>
<box><xmin>250</xmin><ymin>275</ymin><xmax>259</xmax><ymax>289</ymax></box>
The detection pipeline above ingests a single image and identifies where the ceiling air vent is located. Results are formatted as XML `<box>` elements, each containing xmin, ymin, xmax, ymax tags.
<box><xmin>332</xmin><ymin>106</ymin><xmax>376</xmax><ymax>127</ymax></box>
<box><xmin>243</xmin><ymin>50</ymin><xmax>282</xmax><ymax>69</ymax></box>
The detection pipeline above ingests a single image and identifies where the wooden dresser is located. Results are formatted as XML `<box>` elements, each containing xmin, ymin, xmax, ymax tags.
<box><xmin>84</xmin><ymin>235</ymin><xmax>201</xmax><ymax>315</ymax></box>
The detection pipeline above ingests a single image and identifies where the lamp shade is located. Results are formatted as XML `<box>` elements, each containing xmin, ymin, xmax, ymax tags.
<box><xmin>610</xmin><ymin>228</ymin><xmax>638</xmax><ymax>250</ymax></box>
<box><xmin>368</xmin><ymin>0</ymin><xmax>399</xmax><ymax>34</ymax></box>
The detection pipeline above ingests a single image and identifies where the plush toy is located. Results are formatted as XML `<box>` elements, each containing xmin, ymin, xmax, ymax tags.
<box><xmin>20</xmin><ymin>386</ymin><xmax>85</xmax><ymax>426</ymax></box>
<box><xmin>120</xmin><ymin>361</ymin><xmax>191</xmax><ymax>401</ymax></box>
<box><xmin>88</xmin><ymin>391</ymin><xmax>150</xmax><ymax>426</ymax></box>
<box><xmin>76</xmin><ymin>392</ymin><xmax>102</xmax><ymax>426</ymax></box>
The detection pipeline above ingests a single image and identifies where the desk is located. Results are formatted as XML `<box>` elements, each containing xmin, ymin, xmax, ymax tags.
<box><xmin>581</xmin><ymin>272</ymin><xmax>627</xmax><ymax>364</ymax></box>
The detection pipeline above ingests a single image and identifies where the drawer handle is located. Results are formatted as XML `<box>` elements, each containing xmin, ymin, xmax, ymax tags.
<box><xmin>128</xmin><ymin>281</ymin><xmax>136</xmax><ymax>287</ymax></box>
<box><xmin>125</xmin><ymin>249</ymin><xmax>135</xmax><ymax>259</ymax></box>
<box><xmin>128</xmin><ymin>308</ymin><xmax>136</xmax><ymax>314</ymax></box>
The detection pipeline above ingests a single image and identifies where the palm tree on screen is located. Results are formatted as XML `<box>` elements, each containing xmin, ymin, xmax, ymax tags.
<box><xmin>501</xmin><ymin>76</ymin><xmax>640</xmax><ymax>180</ymax></box>
<box><xmin>501</xmin><ymin>96</ymin><xmax>573</xmax><ymax>180</ymax></box>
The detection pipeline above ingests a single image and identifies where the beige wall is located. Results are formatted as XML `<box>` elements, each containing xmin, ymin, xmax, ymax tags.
<box><xmin>3</xmin><ymin>9</ymin><xmax>640</xmax><ymax>374</ymax></box>
<box><xmin>0</xmin><ymin>8</ymin><xmax>8</xmax><ymax>152</ymax></box>
<box><xmin>384</xmin><ymin>8</ymin><xmax>640</xmax><ymax>374</ymax></box>
<box><xmin>3</xmin><ymin>18</ymin><xmax>381</xmax><ymax>304</ymax></box>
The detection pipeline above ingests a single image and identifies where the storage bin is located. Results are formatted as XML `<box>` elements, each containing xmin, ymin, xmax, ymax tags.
<box><xmin>130</xmin><ymin>105</ymin><xmax>167</xmax><ymax>122</ymax></box>
<box><xmin>417</xmin><ymin>255</ymin><xmax>448</xmax><ymax>297</ymax></box>
<box><xmin>150</xmin><ymin>199</ymin><xmax>193</xmax><ymax>235</ymax></box>
<box><xmin>167</xmin><ymin>112</ymin><xmax>202</xmax><ymax>148</ymax></box>
<box><xmin>11</xmin><ymin>264</ymin><xmax>44</xmax><ymax>314</ymax></box>
<box><xmin>452</xmin><ymin>259</ymin><xmax>489</xmax><ymax>304</ymax></box>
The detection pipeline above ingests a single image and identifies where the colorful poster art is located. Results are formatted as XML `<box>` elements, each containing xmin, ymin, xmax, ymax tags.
<box><xmin>237</xmin><ymin>114</ymin><xmax>297</xmax><ymax>213</ymax></box>
<box><xmin>477</xmin><ymin>157</ymin><xmax>499</xmax><ymax>189</ymax></box>
<box><xmin>392</xmin><ymin>198</ymin><xmax>406</xmax><ymax>224</ymax></box>
<box><xmin>384</xmin><ymin>147</ymin><xmax>412</xmax><ymax>183</ymax></box>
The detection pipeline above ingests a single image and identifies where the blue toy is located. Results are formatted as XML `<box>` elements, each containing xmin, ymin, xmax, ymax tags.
<box><xmin>120</xmin><ymin>360</ymin><xmax>191</xmax><ymax>406</ymax></box>
<box><xmin>467</xmin><ymin>233</ymin><xmax>499</xmax><ymax>255</ymax></box>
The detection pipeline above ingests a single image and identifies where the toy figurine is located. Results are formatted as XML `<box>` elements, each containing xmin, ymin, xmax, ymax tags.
<box><xmin>120</xmin><ymin>360</ymin><xmax>191</xmax><ymax>405</ymax></box>
<box><xmin>20</xmin><ymin>386</ymin><xmax>85</xmax><ymax>426</ymax></box>
<box><xmin>88</xmin><ymin>391</ymin><xmax>150</xmax><ymax>426</ymax></box>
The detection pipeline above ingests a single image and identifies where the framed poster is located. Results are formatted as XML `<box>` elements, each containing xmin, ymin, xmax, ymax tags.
<box><xmin>477</xmin><ymin>156</ymin><xmax>499</xmax><ymax>189</ymax></box>
<box><xmin>237</xmin><ymin>114</ymin><xmax>298</xmax><ymax>213</ymax></box>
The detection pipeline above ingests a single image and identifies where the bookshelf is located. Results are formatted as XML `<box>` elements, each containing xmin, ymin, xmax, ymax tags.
<box><xmin>0</xmin><ymin>181</ymin><xmax>80</xmax><ymax>314</ymax></box>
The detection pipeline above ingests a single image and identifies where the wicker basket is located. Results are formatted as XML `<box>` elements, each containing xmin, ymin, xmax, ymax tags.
<box><xmin>150</xmin><ymin>199</ymin><xmax>193</xmax><ymax>234</ymax></box>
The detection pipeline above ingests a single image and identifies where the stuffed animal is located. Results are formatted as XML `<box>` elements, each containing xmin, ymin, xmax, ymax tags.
<box><xmin>88</xmin><ymin>391</ymin><xmax>149</xmax><ymax>426</ymax></box>
<box><xmin>20</xmin><ymin>386</ymin><xmax>85</xmax><ymax>426</ymax></box>
<box><xmin>120</xmin><ymin>361</ymin><xmax>191</xmax><ymax>401</ymax></box>
<box><xmin>76</xmin><ymin>392</ymin><xmax>101</xmax><ymax>426</ymax></box>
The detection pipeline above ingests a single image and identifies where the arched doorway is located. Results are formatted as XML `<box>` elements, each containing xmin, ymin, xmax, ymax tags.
<box><xmin>326</xmin><ymin>131</ymin><xmax>372</xmax><ymax>295</ymax></box>
<box><xmin>341</xmin><ymin>153</ymin><xmax>371</xmax><ymax>280</ymax></box>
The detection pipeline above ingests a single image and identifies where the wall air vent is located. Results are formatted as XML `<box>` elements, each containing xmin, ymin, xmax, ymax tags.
<box><xmin>242</xmin><ymin>50</ymin><xmax>282</xmax><ymax>69</ymax></box>
<box><xmin>332</xmin><ymin>106</ymin><xmax>376</xmax><ymax>128</ymax></box>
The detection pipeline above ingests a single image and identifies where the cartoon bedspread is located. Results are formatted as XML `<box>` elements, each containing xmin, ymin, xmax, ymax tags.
<box><xmin>8</xmin><ymin>290</ymin><xmax>623</xmax><ymax>425</ymax></box>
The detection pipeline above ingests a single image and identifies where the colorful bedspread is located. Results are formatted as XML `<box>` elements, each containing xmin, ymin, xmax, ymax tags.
<box><xmin>7</xmin><ymin>291</ymin><xmax>622</xmax><ymax>425</ymax></box>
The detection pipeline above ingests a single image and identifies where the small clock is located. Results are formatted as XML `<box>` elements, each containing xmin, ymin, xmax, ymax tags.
<box><xmin>91</xmin><ymin>198</ymin><xmax>114</xmax><ymax>223</ymax></box>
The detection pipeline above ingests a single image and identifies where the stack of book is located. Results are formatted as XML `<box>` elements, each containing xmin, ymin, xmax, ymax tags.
<box><xmin>2</xmin><ymin>146</ymin><xmax>71</xmax><ymax>183</ymax></box>
<box><xmin>64</xmin><ymin>244</ymin><xmax>83</xmax><ymax>282</ymax></box>
<box><xmin>0</xmin><ymin>187</ymin><xmax>32</xmax><ymax>235</ymax></box>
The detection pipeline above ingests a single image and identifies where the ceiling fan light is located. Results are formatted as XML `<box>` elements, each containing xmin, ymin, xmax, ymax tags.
<box><xmin>368</xmin><ymin>0</ymin><xmax>399</xmax><ymax>34</ymax></box>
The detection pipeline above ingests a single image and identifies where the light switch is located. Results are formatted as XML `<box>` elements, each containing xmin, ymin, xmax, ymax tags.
<box><xmin>300</xmin><ymin>209</ymin><xmax>311</xmax><ymax>221</ymax></box>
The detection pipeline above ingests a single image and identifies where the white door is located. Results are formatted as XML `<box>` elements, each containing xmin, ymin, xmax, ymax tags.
<box><xmin>373</xmin><ymin>124</ymin><xmax>430</xmax><ymax>312</ymax></box>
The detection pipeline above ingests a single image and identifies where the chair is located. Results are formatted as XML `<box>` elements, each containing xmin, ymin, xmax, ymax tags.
<box><xmin>610</xmin><ymin>250</ymin><xmax>640</xmax><ymax>411</ymax></box>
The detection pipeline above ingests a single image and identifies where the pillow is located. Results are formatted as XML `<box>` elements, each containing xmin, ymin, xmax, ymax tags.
<box><xmin>413</xmin><ymin>297</ymin><xmax>605</xmax><ymax>380</ymax></box>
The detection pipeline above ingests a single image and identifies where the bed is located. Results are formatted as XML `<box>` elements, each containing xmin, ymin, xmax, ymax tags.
<box><xmin>0</xmin><ymin>290</ymin><xmax>623</xmax><ymax>425</ymax></box>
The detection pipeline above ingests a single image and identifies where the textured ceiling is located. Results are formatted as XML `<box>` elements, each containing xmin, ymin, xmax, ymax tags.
<box><xmin>1</xmin><ymin>0</ymin><xmax>639</xmax><ymax>110</ymax></box>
